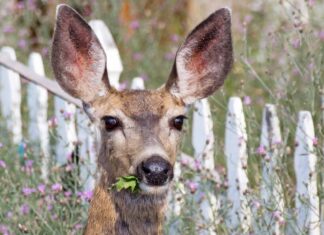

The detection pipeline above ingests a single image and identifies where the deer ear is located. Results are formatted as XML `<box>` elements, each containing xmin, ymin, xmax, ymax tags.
<box><xmin>51</xmin><ymin>4</ymin><xmax>110</xmax><ymax>103</ymax></box>
<box><xmin>165</xmin><ymin>8</ymin><xmax>233</xmax><ymax>104</ymax></box>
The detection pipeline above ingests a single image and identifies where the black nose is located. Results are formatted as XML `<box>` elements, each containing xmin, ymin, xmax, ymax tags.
<box><xmin>137</xmin><ymin>156</ymin><xmax>173</xmax><ymax>186</ymax></box>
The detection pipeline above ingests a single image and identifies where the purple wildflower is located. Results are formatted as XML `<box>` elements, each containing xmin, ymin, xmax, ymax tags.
<box><xmin>48</xmin><ymin>116</ymin><xmax>58</xmax><ymax>128</ymax></box>
<box><xmin>22</xmin><ymin>187</ymin><xmax>36</xmax><ymax>196</ymax></box>
<box><xmin>0</xmin><ymin>142</ymin><xmax>3</xmax><ymax>148</ymax></box>
<box><xmin>164</xmin><ymin>52</ymin><xmax>175</xmax><ymax>61</ymax></box>
<box><xmin>41</xmin><ymin>47</ymin><xmax>49</xmax><ymax>57</ymax></box>
<box><xmin>74</xmin><ymin>223</ymin><xmax>83</xmax><ymax>230</ymax></box>
<box><xmin>15</xmin><ymin>1</ymin><xmax>25</xmax><ymax>10</ymax></box>
<box><xmin>318</xmin><ymin>31</ymin><xmax>324</xmax><ymax>41</ymax></box>
<box><xmin>65</xmin><ymin>164</ymin><xmax>74</xmax><ymax>172</ymax></box>
<box><xmin>82</xmin><ymin>190</ymin><xmax>93</xmax><ymax>201</ymax></box>
<box><xmin>37</xmin><ymin>184</ymin><xmax>46</xmax><ymax>194</ymax></box>
<box><xmin>3</xmin><ymin>25</ymin><xmax>14</xmax><ymax>33</ymax></box>
<box><xmin>47</xmin><ymin>204</ymin><xmax>53</xmax><ymax>211</ymax></box>
<box><xmin>129</xmin><ymin>20</ymin><xmax>140</xmax><ymax>30</ymax></box>
<box><xmin>291</xmin><ymin>38</ymin><xmax>301</xmax><ymax>49</ymax></box>
<box><xmin>243</xmin><ymin>96</ymin><xmax>252</xmax><ymax>105</ymax></box>
<box><xmin>118</xmin><ymin>81</ymin><xmax>129</xmax><ymax>91</ymax></box>
<box><xmin>25</xmin><ymin>159</ymin><xmax>33</xmax><ymax>168</ymax></box>
<box><xmin>51</xmin><ymin>213</ymin><xmax>58</xmax><ymax>220</ymax></box>
<box><xmin>51</xmin><ymin>183</ymin><xmax>63</xmax><ymax>193</ymax></box>
<box><xmin>170</xmin><ymin>34</ymin><xmax>179</xmax><ymax>43</ymax></box>
<box><xmin>194</xmin><ymin>159</ymin><xmax>202</xmax><ymax>171</ymax></box>
<box><xmin>20</xmin><ymin>204</ymin><xmax>30</xmax><ymax>215</ymax></box>
<box><xmin>77</xmin><ymin>190</ymin><xmax>93</xmax><ymax>201</ymax></box>
<box><xmin>6</xmin><ymin>211</ymin><xmax>13</xmax><ymax>219</ymax></box>
<box><xmin>256</xmin><ymin>145</ymin><xmax>266</xmax><ymax>155</ymax></box>
<box><xmin>0</xmin><ymin>224</ymin><xmax>10</xmax><ymax>235</ymax></box>
<box><xmin>308</xmin><ymin>0</ymin><xmax>315</xmax><ymax>7</ymax></box>
<box><xmin>64</xmin><ymin>191</ymin><xmax>72</xmax><ymax>198</ymax></box>
<box><xmin>132</xmin><ymin>52</ymin><xmax>143</xmax><ymax>61</ymax></box>
<box><xmin>312</xmin><ymin>137</ymin><xmax>318</xmax><ymax>146</ymax></box>
<box><xmin>0</xmin><ymin>160</ymin><xmax>6</xmax><ymax>169</ymax></box>
<box><xmin>63</xmin><ymin>111</ymin><xmax>73</xmax><ymax>121</ymax></box>
<box><xmin>187</xmin><ymin>181</ymin><xmax>199</xmax><ymax>193</ymax></box>
<box><xmin>18</xmin><ymin>39</ymin><xmax>27</xmax><ymax>49</ymax></box>
<box><xmin>180</xmin><ymin>157</ymin><xmax>189</xmax><ymax>166</ymax></box>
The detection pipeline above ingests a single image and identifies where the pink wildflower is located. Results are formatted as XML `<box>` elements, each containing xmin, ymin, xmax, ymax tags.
<box><xmin>22</xmin><ymin>187</ymin><xmax>36</xmax><ymax>196</ymax></box>
<box><xmin>37</xmin><ymin>184</ymin><xmax>46</xmax><ymax>194</ymax></box>
<box><xmin>256</xmin><ymin>145</ymin><xmax>266</xmax><ymax>155</ymax></box>
<box><xmin>243</xmin><ymin>96</ymin><xmax>252</xmax><ymax>105</ymax></box>
<box><xmin>312</xmin><ymin>137</ymin><xmax>318</xmax><ymax>146</ymax></box>
<box><xmin>0</xmin><ymin>160</ymin><xmax>6</xmax><ymax>169</ymax></box>
<box><xmin>291</xmin><ymin>38</ymin><xmax>301</xmax><ymax>49</ymax></box>
<box><xmin>187</xmin><ymin>181</ymin><xmax>199</xmax><ymax>193</ymax></box>
<box><xmin>51</xmin><ymin>183</ymin><xmax>63</xmax><ymax>193</ymax></box>
<box><xmin>20</xmin><ymin>204</ymin><xmax>30</xmax><ymax>215</ymax></box>
<box><xmin>130</xmin><ymin>20</ymin><xmax>140</xmax><ymax>30</ymax></box>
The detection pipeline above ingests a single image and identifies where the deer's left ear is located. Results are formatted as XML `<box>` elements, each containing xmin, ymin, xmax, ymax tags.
<box><xmin>165</xmin><ymin>8</ymin><xmax>233</xmax><ymax>104</ymax></box>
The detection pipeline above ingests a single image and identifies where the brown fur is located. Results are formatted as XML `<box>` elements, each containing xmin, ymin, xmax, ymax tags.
<box><xmin>84</xmin><ymin>89</ymin><xmax>184</xmax><ymax>235</ymax></box>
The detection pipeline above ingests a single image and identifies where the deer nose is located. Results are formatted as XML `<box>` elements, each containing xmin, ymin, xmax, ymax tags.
<box><xmin>138</xmin><ymin>156</ymin><xmax>173</xmax><ymax>186</ymax></box>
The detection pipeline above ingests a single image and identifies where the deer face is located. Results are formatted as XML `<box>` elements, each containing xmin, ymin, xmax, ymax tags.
<box><xmin>51</xmin><ymin>5</ymin><xmax>233</xmax><ymax>195</ymax></box>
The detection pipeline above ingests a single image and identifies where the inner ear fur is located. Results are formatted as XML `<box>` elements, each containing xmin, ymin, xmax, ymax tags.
<box><xmin>51</xmin><ymin>4</ymin><xmax>110</xmax><ymax>103</ymax></box>
<box><xmin>166</xmin><ymin>8</ymin><xmax>233</xmax><ymax>104</ymax></box>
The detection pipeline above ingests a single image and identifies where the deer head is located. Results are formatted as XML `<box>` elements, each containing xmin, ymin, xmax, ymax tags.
<box><xmin>51</xmin><ymin>4</ymin><xmax>232</xmax><ymax>196</ymax></box>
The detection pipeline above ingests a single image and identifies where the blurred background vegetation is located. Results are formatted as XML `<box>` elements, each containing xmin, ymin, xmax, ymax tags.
<box><xmin>0</xmin><ymin>0</ymin><xmax>323</xmax><ymax>234</ymax></box>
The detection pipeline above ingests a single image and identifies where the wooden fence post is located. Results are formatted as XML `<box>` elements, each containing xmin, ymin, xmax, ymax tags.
<box><xmin>294</xmin><ymin>111</ymin><xmax>320</xmax><ymax>234</ymax></box>
<box><xmin>260</xmin><ymin>104</ymin><xmax>284</xmax><ymax>234</ymax></box>
<box><xmin>76</xmin><ymin>109</ymin><xmax>97</xmax><ymax>192</ymax></box>
<box><xmin>321</xmin><ymin>91</ymin><xmax>324</xmax><ymax>233</ymax></box>
<box><xmin>192</xmin><ymin>98</ymin><xmax>217</xmax><ymax>235</ymax></box>
<box><xmin>0</xmin><ymin>46</ymin><xmax>22</xmax><ymax>144</ymax></box>
<box><xmin>225</xmin><ymin>97</ymin><xmax>251</xmax><ymax>232</ymax></box>
<box><xmin>27</xmin><ymin>52</ymin><xmax>49</xmax><ymax>180</ymax></box>
<box><xmin>89</xmin><ymin>20</ymin><xmax>123</xmax><ymax>89</ymax></box>
<box><xmin>54</xmin><ymin>97</ymin><xmax>77</xmax><ymax>166</ymax></box>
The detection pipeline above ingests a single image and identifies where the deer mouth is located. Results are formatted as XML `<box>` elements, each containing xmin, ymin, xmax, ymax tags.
<box><xmin>139</xmin><ymin>182</ymin><xmax>170</xmax><ymax>195</ymax></box>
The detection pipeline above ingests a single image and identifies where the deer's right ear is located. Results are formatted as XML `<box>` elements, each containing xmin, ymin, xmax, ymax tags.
<box><xmin>51</xmin><ymin>4</ymin><xmax>110</xmax><ymax>103</ymax></box>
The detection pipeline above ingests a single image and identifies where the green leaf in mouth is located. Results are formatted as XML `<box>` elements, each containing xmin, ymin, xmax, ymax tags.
<box><xmin>113</xmin><ymin>175</ymin><xmax>140</xmax><ymax>193</ymax></box>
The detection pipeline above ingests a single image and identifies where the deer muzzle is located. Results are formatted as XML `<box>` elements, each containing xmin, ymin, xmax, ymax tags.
<box><xmin>137</xmin><ymin>155</ymin><xmax>173</xmax><ymax>186</ymax></box>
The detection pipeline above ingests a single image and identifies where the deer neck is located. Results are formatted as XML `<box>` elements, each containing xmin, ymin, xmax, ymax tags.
<box><xmin>85</xmin><ymin>171</ymin><xmax>168</xmax><ymax>235</ymax></box>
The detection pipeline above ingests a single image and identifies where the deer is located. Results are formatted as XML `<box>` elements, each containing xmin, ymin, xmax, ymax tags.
<box><xmin>51</xmin><ymin>4</ymin><xmax>233</xmax><ymax>235</ymax></box>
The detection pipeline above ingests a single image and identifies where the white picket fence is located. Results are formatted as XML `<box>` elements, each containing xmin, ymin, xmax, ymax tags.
<box><xmin>0</xmin><ymin>19</ymin><xmax>323</xmax><ymax>235</ymax></box>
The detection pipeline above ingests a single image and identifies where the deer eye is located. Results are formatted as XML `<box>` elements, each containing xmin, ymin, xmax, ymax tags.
<box><xmin>102</xmin><ymin>116</ymin><xmax>120</xmax><ymax>131</ymax></box>
<box><xmin>171</xmin><ymin>115</ymin><xmax>187</xmax><ymax>131</ymax></box>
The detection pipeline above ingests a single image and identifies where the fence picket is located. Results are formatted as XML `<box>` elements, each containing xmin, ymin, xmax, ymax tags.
<box><xmin>321</xmin><ymin>92</ymin><xmax>324</xmax><ymax>233</ymax></box>
<box><xmin>89</xmin><ymin>20</ymin><xmax>123</xmax><ymax>89</ymax></box>
<box><xmin>27</xmin><ymin>52</ymin><xmax>49</xmax><ymax>180</ymax></box>
<box><xmin>0</xmin><ymin>47</ymin><xmax>22</xmax><ymax>144</ymax></box>
<box><xmin>225</xmin><ymin>97</ymin><xmax>251</xmax><ymax>232</ymax></box>
<box><xmin>54</xmin><ymin>98</ymin><xmax>77</xmax><ymax>166</ymax></box>
<box><xmin>260</xmin><ymin>104</ymin><xmax>284</xmax><ymax>234</ymax></box>
<box><xmin>76</xmin><ymin>109</ymin><xmax>97</xmax><ymax>192</ymax></box>
<box><xmin>131</xmin><ymin>77</ymin><xmax>145</xmax><ymax>90</ymax></box>
<box><xmin>192</xmin><ymin>98</ymin><xmax>217</xmax><ymax>235</ymax></box>
<box><xmin>294</xmin><ymin>111</ymin><xmax>320</xmax><ymax>234</ymax></box>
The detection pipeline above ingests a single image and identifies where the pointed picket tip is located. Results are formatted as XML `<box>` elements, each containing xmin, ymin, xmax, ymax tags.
<box><xmin>0</xmin><ymin>46</ymin><xmax>22</xmax><ymax>144</ymax></box>
<box><xmin>28</xmin><ymin>52</ymin><xmax>45</xmax><ymax>76</ymax></box>
<box><xmin>294</xmin><ymin>110</ymin><xmax>319</xmax><ymax>234</ymax></box>
<box><xmin>131</xmin><ymin>77</ymin><xmax>145</xmax><ymax>90</ymax></box>
<box><xmin>89</xmin><ymin>19</ymin><xmax>123</xmax><ymax>88</ymax></box>
<box><xmin>1</xmin><ymin>46</ymin><xmax>17</xmax><ymax>60</ymax></box>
